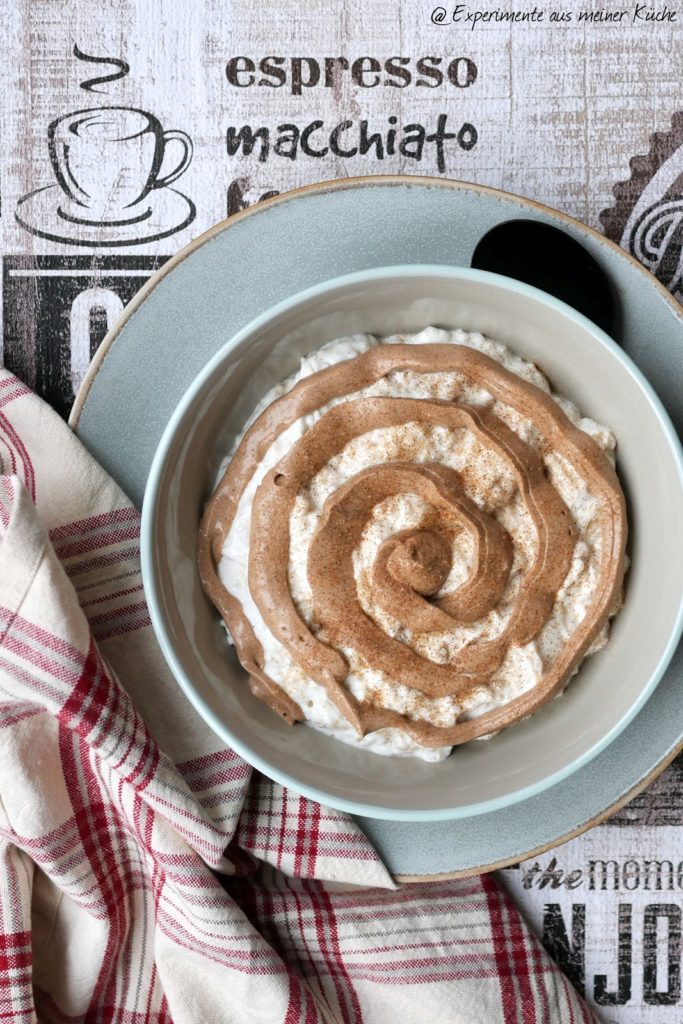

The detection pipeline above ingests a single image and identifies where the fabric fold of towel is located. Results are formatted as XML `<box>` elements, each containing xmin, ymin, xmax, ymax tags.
<box><xmin>0</xmin><ymin>369</ymin><xmax>597</xmax><ymax>1023</ymax></box>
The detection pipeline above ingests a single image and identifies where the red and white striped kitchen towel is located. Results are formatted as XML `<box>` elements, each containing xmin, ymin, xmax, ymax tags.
<box><xmin>0</xmin><ymin>367</ymin><xmax>598</xmax><ymax>1023</ymax></box>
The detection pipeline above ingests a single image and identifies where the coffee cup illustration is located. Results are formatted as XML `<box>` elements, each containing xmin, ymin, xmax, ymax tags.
<box><xmin>17</xmin><ymin>102</ymin><xmax>196</xmax><ymax>246</ymax></box>
<box><xmin>48</xmin><ymin>106</ymin><xmax>192</xmax><ymax>225</ymax></box>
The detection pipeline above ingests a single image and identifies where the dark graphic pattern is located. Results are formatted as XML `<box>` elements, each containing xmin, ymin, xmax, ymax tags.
<box><xmin>3</xmin><ymin>256</ymin><xmax>168</xmax><ymax>417</ymax></box>
<box><xmin>601</xmin><ymin>112</ymin><xmax>683</xmax><ymax>302</ymax></box>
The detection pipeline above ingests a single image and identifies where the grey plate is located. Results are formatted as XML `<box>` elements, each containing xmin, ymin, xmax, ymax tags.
<box><xmin>71</xmin><ymin>175</ymin><xmax>683</xmax><ymax>878</ymax></box>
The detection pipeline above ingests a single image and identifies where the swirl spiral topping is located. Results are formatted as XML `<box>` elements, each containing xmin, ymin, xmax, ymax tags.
<box><xmin>198</xmin><ymin>335</ymin><xmax>627</xmax><ymax>752</ymax></box>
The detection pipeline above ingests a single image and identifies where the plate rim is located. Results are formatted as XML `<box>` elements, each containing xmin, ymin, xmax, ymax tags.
<box><xmin>69</xmin><ymin>173</ymin><xmax>683</xmax><ymax>878</ymax></box>
<box><xmin>394</xmin><ymin>738</ymin><xmax>683</xmax><ymax>881</ymax></box>
<box><xmin>68</xmin><ymin>173</ymin><xmax>683</xmax><ymax>430</ymax></box>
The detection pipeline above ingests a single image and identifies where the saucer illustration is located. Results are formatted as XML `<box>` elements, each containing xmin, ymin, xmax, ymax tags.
<box><xmin>16</xmin><ymin>183</ymin><xmax>195</xmax><ymax>247</ymax></box>
<box><xmin>16</xmin><ymin>48</ymin><xmax>196</xmax><ymax>248</ymax></box>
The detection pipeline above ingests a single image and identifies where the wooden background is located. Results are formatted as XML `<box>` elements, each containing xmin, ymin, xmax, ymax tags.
<box><xmin>2</xmin><ymin>1</ymin><xmax>683</xmax><ymax>1019</ymax></box>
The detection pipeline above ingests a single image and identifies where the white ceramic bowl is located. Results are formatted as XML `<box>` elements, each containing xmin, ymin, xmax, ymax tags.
<box><xmin>141</xmin><ymin>266</ymin><xmax>683</xmax><ymax>820</ymax></box>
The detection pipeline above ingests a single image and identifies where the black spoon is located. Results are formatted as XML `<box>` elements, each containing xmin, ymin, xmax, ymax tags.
<box><xmin>471</xmin><ymin>219</ymin><xmax>619</xmax><ymax>339</ymax></box>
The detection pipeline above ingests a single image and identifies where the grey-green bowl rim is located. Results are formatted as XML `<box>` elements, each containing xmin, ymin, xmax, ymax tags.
<box><xmin>140</xmin><ymin>263</ymin><xmax>683</xmax><ymax>822</ymax></box>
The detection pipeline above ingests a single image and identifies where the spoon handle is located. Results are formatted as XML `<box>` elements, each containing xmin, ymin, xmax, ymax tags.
<box><xmin>471</xmin><ymin>219</ymin><xmax>618</xmax><ymax>338</ymax></box>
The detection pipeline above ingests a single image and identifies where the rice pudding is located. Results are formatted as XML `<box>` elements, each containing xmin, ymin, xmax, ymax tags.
<box><xmin>198</xmin><ymin>327</ymin><xmax>627</xmax><ymax>762</ymax></box>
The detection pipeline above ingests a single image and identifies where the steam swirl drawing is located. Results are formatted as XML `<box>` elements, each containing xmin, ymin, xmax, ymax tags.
<box><xmin>199</xmin><ymin>336</ymin><xmax>627</xmax><ymax>753</ymax></box>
